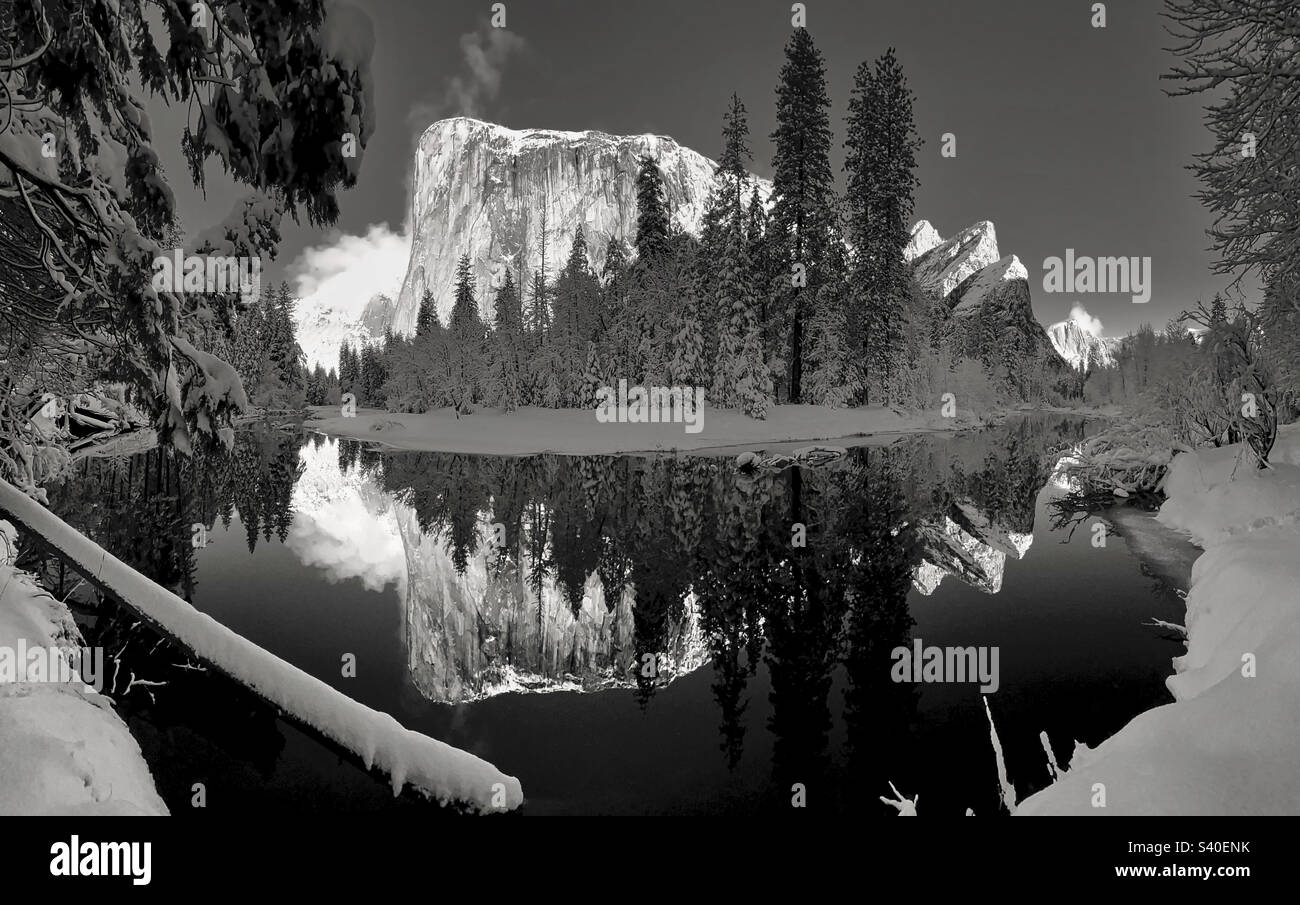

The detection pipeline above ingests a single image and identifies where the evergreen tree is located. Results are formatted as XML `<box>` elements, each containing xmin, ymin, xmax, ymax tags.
<box><xmin>484</xmin><ymin>270</ymin><xmax>525</xmax><ymax>411</ymax></box>
<box><xmin>769</xmin><ymin>27</ymin><xmax>836</xmax><ymax>402</ymax></box>
<box><xmin>416</xmin><ymin>288</ymin><xmax>438</xmax><ymax>338</ymax></box>
<box><xmin>804</xmin><ymin>222</ymin><xmax>857</xmax><ymax>407</ymax></box>
<box><xmin>550</xmin><ymin>226</ymin><xmax>601</xmax><ymax>402</ymax></box>
<box><xmin>711</xmin><ymin>221</ymin><xmax>772</xmax><ymax>418</ymax></box>
<box><xmin>845</xmin><ymin>48</ymin><xmax>922</xmax><ymax>404</ymax></box>
<box><xmin>447</xmin><ymin>254</ymin><xmax>486</xmax><ymax>413</ymax></box>
<box><xmin>718</xmin><ymin>93</ymin><xmax>752</xmax><ymax>221</ymax></box>
<box><xmin>634</xmin><ymin>155</ymin><xmax>671</xmax><ymax>265</ymax></box>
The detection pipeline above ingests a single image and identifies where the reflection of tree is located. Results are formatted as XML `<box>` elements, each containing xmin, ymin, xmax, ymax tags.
<box><xmin>840</xmin><ymin>447</ymin><xmax>922</xmax><ymax>811</ymax></box>
<box><xmin>45</xmin><ymin>428</ymin><xmax>304</xmax><ymax>599</ymax></box>
<box><xmin>355</xmin><ymin>415</ymin><xmax>1092</xmax><ymax>786</ymax></box>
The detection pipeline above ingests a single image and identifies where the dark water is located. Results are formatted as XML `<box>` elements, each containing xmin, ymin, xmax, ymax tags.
<box><xmin>33</xmin><ymin>415</ymin><xmax>1186</xmax><ymax>815</ymax></box>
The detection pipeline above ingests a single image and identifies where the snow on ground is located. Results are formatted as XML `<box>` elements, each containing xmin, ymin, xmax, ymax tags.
<box><xmin>0</xmin><ymin>520</ymin><xmax>168</xmax><ymax>815</ymax></box>
<box><xmin>0</xmin><ymin>481</ymin><xmax>523</xmax><ymax>813</ymax></box>
<box><xmin>1017</xmin><ymin>423</ymin><xmax>1300</xmax><ymax>815</ymax></box>
<box><xmin>305</xmin><ymin>404</ymin><xmax>982</xmax><ymax>456</ymax></box>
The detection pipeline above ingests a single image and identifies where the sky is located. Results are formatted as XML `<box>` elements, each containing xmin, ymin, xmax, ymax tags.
<box><xmin>151</xmin><ymin>0</ymin><xmax>1252</xmax><ymax>339</ymax></box>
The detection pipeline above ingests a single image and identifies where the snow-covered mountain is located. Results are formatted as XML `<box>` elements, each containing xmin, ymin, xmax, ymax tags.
<box><xmin>296</xmin><ymin>292</ymin><xmax>395</xmax><ymax>373</ymax></box>
<box><xmin>1046</xmin><ymin>318</ymin><xmax>1118</xmax><ymax>371</ymax></box>
<box><xmin>299</xmin><ymin>119</ymin><xmax>1064</xmax><ymax>369</ymax></box>
<box><xmin>393</xmin><ymin>116</ymin><xmax>771</xmax><ymax>332</ymax></box>
<box><xmin>910</xmin><ymin>219</ymin><xmax>1064</xmax><ymax>365</ymax></box>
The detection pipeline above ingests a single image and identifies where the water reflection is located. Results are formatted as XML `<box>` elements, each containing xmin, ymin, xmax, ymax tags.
<box><xmin>41</xmin><ymin>415</ymin><xmax>1096</xmax><ymax>812</ymax></box>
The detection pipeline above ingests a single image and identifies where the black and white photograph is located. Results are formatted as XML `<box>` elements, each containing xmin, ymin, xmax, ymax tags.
<box><xmin>0</xmin><ymin>0</ymin><xmax>1293</xmax><ymax>883</ymax></box>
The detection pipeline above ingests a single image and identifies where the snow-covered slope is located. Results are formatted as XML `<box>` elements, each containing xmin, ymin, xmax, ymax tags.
<box><xmin>394</xmin><ymin>116</ymin><xmax>771</xmax><ymax>331</ymax></box>
<box><xmin>1018</xmin><ymin>424</ymin><xmax>1300</xmax><ymax>815</ymax></box>
<box><xmin>297</xmin><ymin>292</ymin><xmax>395</xmax><ymax>373</ymax></box>
<box><xmin>912</xmin><ymin>221</ymin><xmax>1003</xmax><ymax>299</ymax></box>
<box><xmin>1046</xmin><ymin>318</ymin><xmax>1118</xmax><ymax>372</ymax></box>
<box><xmin>0</xmin><ymin>521</ymin><xmax>168</xmax><ymax>815</ymax></box>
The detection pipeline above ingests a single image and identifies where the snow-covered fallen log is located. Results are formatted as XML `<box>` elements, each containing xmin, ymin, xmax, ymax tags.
<box><xmin>1</xmin><ymin>520</ymin><xmax>168</xmax><ymax>815</ymax></box>
<box><xmin>0</xmin><ymin>481</ymin><xmax>524</xmax><ymax>813</ymax></box>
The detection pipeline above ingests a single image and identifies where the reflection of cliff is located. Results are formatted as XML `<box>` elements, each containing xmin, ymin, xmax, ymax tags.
<box><xmin>397</xmin><ymin>506</ymin><xmax>707</xmax><ymax>703</ymax></box>
<box><xmin>293</xmin><ymin>437</ymin><xmax>708</xmax><ymax>703</ymax></box>
<box><xmin>913</xmin><ymin>502</ymin><xmax>1034</xmax><ymax>595</ymax></box>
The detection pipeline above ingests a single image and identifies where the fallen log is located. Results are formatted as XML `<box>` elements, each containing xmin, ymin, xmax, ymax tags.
<box><xmin>0</xmin><ymin>478</ymin><xmax>524</xmax><ymax>814</ymax></box>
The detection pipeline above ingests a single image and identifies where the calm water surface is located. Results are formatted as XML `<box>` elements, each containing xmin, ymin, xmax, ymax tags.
<box><xmin>36</xmin><ymin>415</ymin><xmax>1185</xmax><ymax>815</ymax></box>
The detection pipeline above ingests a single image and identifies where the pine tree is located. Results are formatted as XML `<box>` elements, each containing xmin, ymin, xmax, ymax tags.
<box><xmin>416</xmin><ymin>288</ymin><xmax>438</xmax><ymax>337</ymax></box>
<box><xmin>634</xmin><ymin>155</ymin><xmax>671</xmax><ymax>265</ymax></box>
<box><xmin>711</xmin><ymin>221</ymin><xmax>771</xmax><ymax>417</ymax></box>
<box><xmin>804</xmin><ymin>224</ymin><xmax>857</xmax><ymax>407</ymax></box>
<box><xmin>448</xmin><ymin>254</ymin><xmax>485</xmax><ymax>413</ymax></box>
<box><xmin>1210</xmin><ymin>292</ymin><xmax>1228</xmax><ymax>325</ymax></box>
<box><xmin>845</xmin><ymin>48</ymin><xmax>922</xmax><ymax>405</ymax></box>
<box><xmin>551</xmin><ymin>226</ymin><xmax>601</xmax><ymax>402</ymax></box>
<box><xmin>717</xmin><ymin>93</ymin><xmax>752</xmax><ymax>220</ymax></box>
<box><xmin>578</xmin><ymin>342</ymin><xmax>606</xmax><ymax>409</ymax></box>
<box><xmin>484</xmin><ymin>270</ymin><xmax>525</xmax><ymax>411</ymax></box>
<box><xmin>338</xmin><ymin>343</ymin><xmax>357</xmax><ymax>395</ymax></box>
<box><xmin>602</xmin><ymin>237</ymin><xmax>637</xmax><ymax>383</ymax></box>
<box><xmin>769</xmin><ymin>27</ymin><xmax>836</xmax><ymax>402</ymax></box>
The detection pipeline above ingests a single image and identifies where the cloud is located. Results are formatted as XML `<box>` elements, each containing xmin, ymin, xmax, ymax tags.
<box><xmin>447</xmin><ymin>27</ymin><xmax>527</xmax><ymax>117</ymax></box>
<box><xmin>287</xmin><ymin>495</ymin><xmax>405</xmax><ymax>594</ymax></box>
<box><xmin>288</xmin><ymin>223</ymin><xmax>410</xmax><ymax>313</ymax></box>
<box><xmin>287</xmin><ymin>224</ymin><xmax>411</xmax><ymax>369</ymax></box>
<box><xmin>1069</xmin><ymin>302</ymin><xmax>1104</xmax><ymax>337</ymax></box>
<box><xmin>407</xmin><ymin>26</ymin><xmax>527</xmax><ymax>130</ymax></box>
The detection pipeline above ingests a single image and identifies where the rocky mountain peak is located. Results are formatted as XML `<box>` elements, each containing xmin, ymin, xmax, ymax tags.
<box><xmin>393</xmin><ymin>117</ymin><xmax>771</xmax><ymax>333</ymax></box>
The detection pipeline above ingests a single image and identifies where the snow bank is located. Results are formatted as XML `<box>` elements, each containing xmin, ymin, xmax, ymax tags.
<box><xmin>0</xmin><ymin>520</ymin><xmax>168</xmax><ymax>815</ymax></box>
<box><xmin>1017</xmin><ymin>423</ymin><xmax>1300</xmax><ymax>815</ymax></box>
<box><xmin>0</xmin><ymin>483</ymin><xmax>524</xmax><ymax>813</ymax></box>
<box><xmin>305</xmin><ymin>404</ymin><xmax>981</xmax><ymax>456</ymax></box>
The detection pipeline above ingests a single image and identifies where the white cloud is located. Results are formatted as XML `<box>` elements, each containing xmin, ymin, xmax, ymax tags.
<box><xmin>1069</xmin><ymin>302</ymin><xmax>1104</xmax><ymax>337</ymax></box>
<box><xmin>287</xmin><ymin>224</ymin><xmax>410</xmax><ymax>370</ymax></box>
<box><xmin>288</xmin><ymin>223</ymin><xmax>410</xmax><ymax>307</ymax></box>
<box><xmin>407</xmin><ymin>26</ymin><xmax>527</xmax><ymax>132</ymax></box>
<box><xmin>446</xmin><ymin>27</ymin><xmax>527</xmax><ymax>118</ymax></box>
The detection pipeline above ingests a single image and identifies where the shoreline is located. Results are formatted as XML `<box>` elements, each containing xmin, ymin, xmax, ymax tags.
<box><xmin>302</xmin><ymin>403</ymin><xmax>1107</xmax><ymax>457</ymax></box>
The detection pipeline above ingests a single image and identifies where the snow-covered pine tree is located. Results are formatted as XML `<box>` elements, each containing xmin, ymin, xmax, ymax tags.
<box><xmin>0</xmin><ymin>0</ymin><xmax>374</xmax><ymax>489</ymax></box>
<box><xmin>634</xmin><ymin>155</ymin><xmax>671</xmax><ymax>265</ymax></box>
<box><xmin>448</xmin><ymin>254</ymin><xmax>486</xmax><ymax>414</ymax></box>
<box><xmin>666</xmin><ymin>264</ymin><xmax>706</xmax><ymax>393</ymax></box>
<box><xmin>806</xmin><ymin>222</ymin><xmax>857</xmax><ymax>410</ymax></box>
<box><xmin>484</xmin><ymin>270</ymin><xmax>524</xmax><ymax>411</ymax></box>
<box><xmin>416</xmin><ymin>289</ymin><xmax>438</xmax><ymax>337</ymax></box>
<box><xmin>711</xmin><ymin>221</ymin><xmax>771</xmax><ymax>417</ymax></box>
<box><xmin>578</xmin><ymin>342</ymin><xmax>606</xmax><ymax>409</ymax></box>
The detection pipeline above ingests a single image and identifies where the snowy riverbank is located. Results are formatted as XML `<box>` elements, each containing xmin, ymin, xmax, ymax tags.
<box><xmin>0</xmin><ymin>521</ymin><xmax>168</xmax><ymax>815</ymax></box>
<box><xmin>304</xmin><ymin>403</ymin><xmax>987</xmax><ymax>455</ymax></box>
<box><xmin>1018</xmin><ymin>422</ymin><xmax>1300</xmax><ymax>815</ymax></box>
